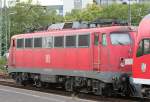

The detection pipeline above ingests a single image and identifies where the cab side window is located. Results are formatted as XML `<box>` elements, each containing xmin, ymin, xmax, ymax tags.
<box><xmin>102</xmin><ymin>34</ymin><xmax>107</xmax><ymax>46</ymax></box>
<box><xmin>94</xmin><ymin>34</ymin><xmax>99</xmax><ymax>46</ymax></box>
<box><xmin>136</xmin><ymin>39</ymin><xmax>150</xmax><ymax>57</ymax></box>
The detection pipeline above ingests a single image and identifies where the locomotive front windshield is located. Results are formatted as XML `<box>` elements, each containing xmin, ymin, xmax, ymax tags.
<box><xmin>110</xmin><ymin>33</ymin><xmax>131</xmax><ymax>45</ymax></box>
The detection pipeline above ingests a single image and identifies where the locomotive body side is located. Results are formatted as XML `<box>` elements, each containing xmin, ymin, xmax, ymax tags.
<box><xmin>8</xmin><ymin>26</ymin><xmax>135</xmax><ymax>96</ymax></box>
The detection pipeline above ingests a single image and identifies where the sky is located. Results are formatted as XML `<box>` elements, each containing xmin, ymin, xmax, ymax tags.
<box><xmin>2</xmin><ymin>0</ymin><xmax>63</xmax><ymax>7</ymax></box>
<box><xmin>21</xmin><ymin>0</ymin><xmax>63</xmax><ymax>6</ymax></box>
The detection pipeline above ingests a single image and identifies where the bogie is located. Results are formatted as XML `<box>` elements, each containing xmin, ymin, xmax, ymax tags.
<box><xmin>10</xmin><ymin>72</ymin><xmax>133</xmax><ymax>97</ymax></box>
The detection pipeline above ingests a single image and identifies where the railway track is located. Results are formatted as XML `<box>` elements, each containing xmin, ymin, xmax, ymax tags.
<box><xmin>0</xmin><ymin>78</ymin><xmax>148</xmax><ymax>102</ymax></box>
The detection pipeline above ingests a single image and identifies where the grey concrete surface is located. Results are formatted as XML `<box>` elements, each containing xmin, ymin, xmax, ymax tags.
<box><xmin>0</xmin><ymin>85</ymin><xmax>99</xmax><ymax>102</ymax></box>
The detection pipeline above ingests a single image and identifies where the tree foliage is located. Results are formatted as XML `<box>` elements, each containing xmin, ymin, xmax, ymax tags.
<box><xmin>9</xmin><ymin>1</ymin><xmax>63</xmax><ymax>36</ymax></box>
<box><xmin>8</xmin><ymin>2</ymin><xmax>150</xmax><ymax>38</ymax></box>
<box><xmin>100</xmin><ymin>3</ymin><xmax>150</xmax><ymax>25</ymax></box>
<box><xmin>65</xmin><ymin>3</ymin><xmax>102</xmax><ymax>21</ymax></box>
<box><xmin>65</xmin><ymin>3</ymin><xmax>150</xmax><ymax>25</ymax></box>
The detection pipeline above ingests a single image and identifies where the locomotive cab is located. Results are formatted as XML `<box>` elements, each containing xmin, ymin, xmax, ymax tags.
<box><xmin>93</xmin><ymin>29</ymin><xmax>135</xmax><ymax>74</ymax></box>
<box><xmin>108</xmin><ymin>31</ymin><xmax>133</xmax><ymax>72</ymax></box>
<box><xmin>91</xmin><ymin>28</ymin><xmax>136</xmax><ymax>96</ymax></box>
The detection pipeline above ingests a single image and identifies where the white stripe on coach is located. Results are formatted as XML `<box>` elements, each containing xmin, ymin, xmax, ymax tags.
<box><xmin>133</xmin><ymin>78</ymin><xmax>150</xmax><ymax>85</ymax></box>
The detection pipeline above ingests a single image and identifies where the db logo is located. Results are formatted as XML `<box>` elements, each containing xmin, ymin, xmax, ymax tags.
<box><xmin>141</xmin><ymin>63</ymin><xmax>146</xmax><ymax>73</ymax></box>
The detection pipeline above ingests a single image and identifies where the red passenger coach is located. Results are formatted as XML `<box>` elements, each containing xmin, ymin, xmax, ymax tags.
<box><xmin>8</xmin><ymin>25</ymin><xmax>136</xmax><ymax>96</ymax></box>
<box><xmin>132</xmin><ymin>14</ymin><xmax>150</xmax><ymax>97</ymax></box>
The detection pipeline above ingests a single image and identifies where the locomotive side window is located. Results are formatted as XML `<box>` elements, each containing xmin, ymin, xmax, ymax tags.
<box><xmin>42</xmin><ymin>36</ymin><xmax>53</xmax><ymax>48</ymax></box>
<box><xmin>110</xmin><ymin>33</ymin><xmax>131</xmax><ymax>45</ymax></box>
<box><xmin>136</xmin><ymin>39</ymin><xmax>150</xmax><ymax>57</ymax></box>
<box><xmin>65</xmin><ymin>35</ymin><xmax>76</xmax><ymax>47</ymax></box>
<box><xmin>25</xmin><ymin>38</ymin><xmax>33</xmax><ymax>48</ymax></box>
<box><xmin>17</xmin><ymin>39</ymin><xmax>24</xmax><ymax>48</ymax></box>
<box><xmin>34</xmin><ymin>37</ymin><xmax>42</xmax><ymax>48</ymax></box>
<box><xmin>78</xmin><ymin>34</ymin><xmax>90</xmax><ymax>47</ymax></box>
<box><xmin>54</xmin><ymin>36</ymin><xmax>64</xmax><ymax>48</ymax></box>
<box><xmin>102</xmin><ymin>34</ymin><xmax>107</xmax><ymax>46</ymax></box>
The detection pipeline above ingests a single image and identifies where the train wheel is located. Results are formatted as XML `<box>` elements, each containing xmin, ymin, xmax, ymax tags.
<box><xmin>65</xmin><ymin>78</ymin><xmax>73</xmax><ymax>92</ymax></box>
<box><xmin>93</xmin><ymin>85</ymin><xmax>102</xmax><ymax>95</ymax></box>
<box><xmin>93</xmin><ymin>81</ymin><xmax>103</xmax><ymax>96</ymax></box>
<box><xmin>103</xmin><ymin>85</ymin><xmax>112</xmax><ymax>97</ymax></box>
<box><xmin>34</xmin><ymin>80</ymin><xmax>42</xmax><ymax>88</ymax></box>
<box><xmin>15</xmin><ymin>75</ymin><xmax>23</xmax><ymax>86</ymax></box>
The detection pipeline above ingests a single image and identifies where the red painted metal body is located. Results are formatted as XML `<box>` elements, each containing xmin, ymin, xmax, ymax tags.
<box><xmin>132</xmin><ymin>14</ymin><xmax>150</xmax><ymax>85</ymax></box>
<box><xmin>8</xmin><ymin>26</ymin><xmax>136</xmax><ymax>83</ymax></box>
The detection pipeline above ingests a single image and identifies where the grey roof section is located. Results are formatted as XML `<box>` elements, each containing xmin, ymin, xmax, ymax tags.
<box><xmin>48</xmin><ymin>19</ymin><xmax>128</xmax><ymax>30</ymax></box>
<box><xmin>48</xmin><ymin>21</ymin><xmax>88</xmax><ymax>30</ymax></box>
<box><xmin>48</xmin><ymin>23</ymin><xmax>65</xmax><ymax>30</ymax></box>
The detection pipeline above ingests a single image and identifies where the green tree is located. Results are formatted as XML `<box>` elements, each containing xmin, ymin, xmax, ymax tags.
<box><xmin>65</xmin><ymin>3</ymin><xmax>150</xmax><ymax>25</ymax></box>
<box><xmin>130</xmin><ymin>3</ymin><xmax>150</xmax><ymax>25</ymax></box>
<box><xmin>100</xmin><ymin>3</ymin><xmax>150</xmax><ymax>25</ymax></box>
<box><xmin>9</xmin><ymin>0</ymin><xmax>63</xmax><ymax>36</ymax></box>
<box><xmin>81</xmin><ymin>3</ymin><xmax>102</xmax><ymax>21</ymax></box>
<box><xmin>65</xmin><ymin>9</ymin><xmax>82</xmax><ymax>21</ymax></box>
<box><xmin>65</xmin><ymin>3</ymin><xmax>102</xmax><ymax>21</ymax></box>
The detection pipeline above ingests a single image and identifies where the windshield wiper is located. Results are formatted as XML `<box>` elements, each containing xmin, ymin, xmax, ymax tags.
<box><xmin>116</xmin><ymin>41</ymin><xmax>125</xmax><ymax>45</ymax></box>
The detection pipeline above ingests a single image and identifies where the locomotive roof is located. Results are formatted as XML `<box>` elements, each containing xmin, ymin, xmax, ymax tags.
<box><xmin>138</xmin><ymin>14</ymin><xmax>150</xmax><ymax>39</ymax></box>
<box><xmin>12</xmin><ymin>26</ymin><xmax>136</xmax><ymax>39</ymax></box>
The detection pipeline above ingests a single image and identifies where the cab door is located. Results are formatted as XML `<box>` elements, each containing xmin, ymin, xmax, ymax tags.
<box><xmin>93</xmin><ymin>32</ymin><xmax>101</xmax><ymax>71</ymax></box>
<box><xmin>93</xmin><ymin>32</ymin><xmax>109</xmax><ymax>72</ymax></box>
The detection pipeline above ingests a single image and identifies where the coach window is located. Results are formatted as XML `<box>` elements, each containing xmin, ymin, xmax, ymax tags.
<box><xmin>17</xmin><ymin>39</ymin><xmax>24</xmax><ymax>48</ymax></box>
<box><xmin>66</xmin><ymin>35</ymin><xmax>76</xmax><ymax>47</ymax></box>
<box><xmin>136</xmin><ymin>39</ymin><xmax>150</xmax><ymax>57</ymax></box>
<box><xmin>143</xmin><ymin>39</ymin><xmax>150</xmax><ymax>55</ymax></box>
<box><xmin>43</xmin><ymin>36</ymin><xmax>53</xmax><ymax>48</ymax></box>
<box><xmin>102</xmin><ymin>34</ymin><xmax>107</xmax><ymax>46</ymax></box>
<box><xmin>54</xmin><ymin>36</ymin><xmax>64</xmax><ymax>48</ymax></box>
<box><xmin>25</xmin><ymin>38</ymin><xmax>33</xmax><ymax>48</ymax></box>
<box><xmin>34</xmin><ymin>37</ymin><xmax>42</xmax><ymax>48</ymax></box>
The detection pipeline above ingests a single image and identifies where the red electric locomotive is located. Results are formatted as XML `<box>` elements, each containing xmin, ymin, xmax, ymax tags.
<box><xmin>8</xmin><ymin>24</ymin><xmax>136</xmax><ymax>96</ymax></box>
<box><xmin>132</xmin><ymin>14</ymin><xmax>150</xmax><ymax>98</ymax></box>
